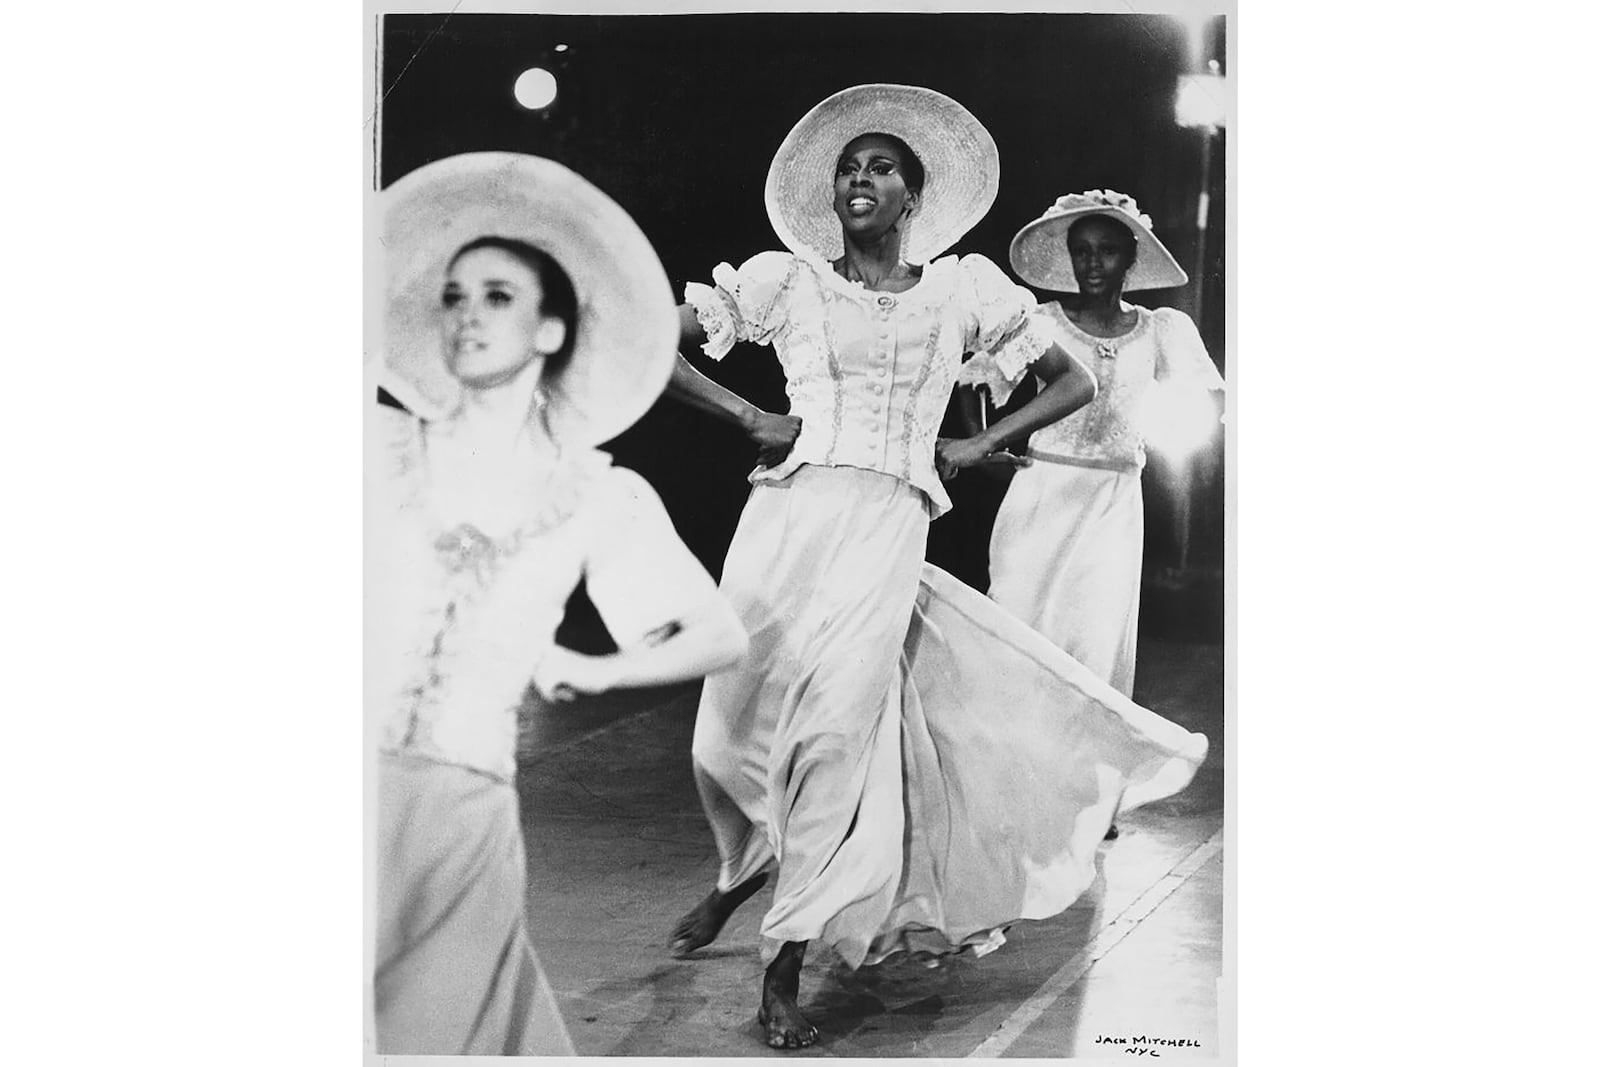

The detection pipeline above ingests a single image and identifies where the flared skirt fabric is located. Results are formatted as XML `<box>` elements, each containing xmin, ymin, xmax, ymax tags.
<box><xmin>374</xmin><ymin>751</ymin><xmax>575</xmax><ymax>1056</ymax></box>
<box><xmin>691</xmin><ymin>464</ymin><xmax>1206</xmax><ymax>970</ymax></box>
<box><xmin>988</xmin><ymin>462</ymin><xmax>1145</xmax><ymax>696</ymax></box>
<box><xmin>692</xmin><ymin>465</ymin><xmax>929</xmax><ymax>966</ymax></box>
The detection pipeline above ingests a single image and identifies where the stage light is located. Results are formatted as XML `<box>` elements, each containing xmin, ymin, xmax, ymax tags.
<box><xmin>1140</xmin><ymin>382</ymin><xmax>1221</xmax><ymax>464</ymax></box>
<box><xmin>1178</xmin><ymin>12</ymin><xmax>1216</xmax><ymax>68</ymax></box>
<box><xmin>514</xmin><ymin>67</ymin><xmax>559</xmax><ymax>110</ymax></box>
<box><xmin>1175</xmin><ymin>73</ymin><xmax>1227</xmax><ymax>130</ymax></box>
<box><xmin>554</xmin><ymin>43</ymin><xmax>569</xmax><ymax>53</ymax></box>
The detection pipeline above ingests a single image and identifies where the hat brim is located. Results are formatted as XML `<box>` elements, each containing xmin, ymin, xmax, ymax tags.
<box><xmin>379</xmin><ymin>153</ymin><xmax>678</xmax><ymax>447</ymax></box>
<box><xmin>764</xmin><ymin>84</ymin><xmax>998</xmax><ymax>266</ymax></box>
<box><xmin>1009</xmin><ymin>206</ymin><xmax>1189</xmax><ymax>292</ymax></box>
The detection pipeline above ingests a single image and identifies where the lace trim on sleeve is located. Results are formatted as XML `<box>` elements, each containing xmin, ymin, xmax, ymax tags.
<box><xmin>682</xmin><ymin>254</ymin><xmax>798</xmax><ymax>360</ymax></box>
<box><xmin>986</xmin><ymin>314</ymin><xmax>1056</xmax><ymax>398</ymax></box>
<box><xmin>957</xmin><ymin>351</ymin><xmax>1023</xmax><ymax>408</ymax></box>
<box><xmin>955</xmin><ymin>255</ymin><xmax>1055</xmax><ymax>396</ymax></box>
<box><xmin>715</xmin><ymin>255</ymin><xmax>797</xmax><ymax>347</ymax></box>
<box><xmin>683</xmin><ymin>278</ymin><xmax>741</xmax><ymax>361</ymax></box>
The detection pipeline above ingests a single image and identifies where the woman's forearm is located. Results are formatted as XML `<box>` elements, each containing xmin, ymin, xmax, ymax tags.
<box><xmin>955</xmin><ymin>383</ymin><xmax>987</xmax><ymax>438</ymax></box>
<box><xmin>605</xmin><ymin>598</ymin><xmax>750</xmax><ymax>689</ymax></box>
<box><xmin>970</xmin><ymin>345</ymin><xmax>1096</xmax><ymax>453</ymax></box>
<box><xmin>667</xmin><ymin>303</ymin><xmax>764</xmax><ymax>430</ymax></box>
<box><xmin>666</xmin><ymin>354</ymin><xmax>766</xmax><ymax>432</ymax></box>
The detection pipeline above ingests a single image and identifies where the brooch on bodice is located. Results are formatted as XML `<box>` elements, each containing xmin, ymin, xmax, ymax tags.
<box><xmin>1094</xmin><ymin>340</ymin><xmax>1119</xmax><ymax>361</ymax></box>
<box><xmin>434</xmin><ymin>524</ymin><xmax>502</xmax><ymax>575</ymax></box>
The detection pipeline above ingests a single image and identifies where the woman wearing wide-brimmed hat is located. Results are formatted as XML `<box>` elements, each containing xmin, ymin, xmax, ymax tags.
<box><xmin>968</xmin><ymin>190</ymin><xmax>1224</xmax><ymax>699</ymax></box>
<box><xmin>663</xmin><ymin>86</ymin><xmax>1211</xmax><ymax>1049</ymax></box>
<box><xmin>367</xmin><ymin>152</ymin><xmax>748</xmax><ymax>1055</ymax></box>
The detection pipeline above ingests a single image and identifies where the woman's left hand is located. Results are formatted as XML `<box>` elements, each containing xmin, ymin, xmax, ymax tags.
<box><xmin>935</xmin><ymin>436</ymin><xmax>1032</xmax><ymax>481</ymax></box>
<box><xmin>532</xmin><ymin>646</ymin><xmax>619</xmax><ymax>703</ymax></box>
<box><xmin>746</xmin><ymin>411</ymin><xmax>803</xmax><ymax>468</ymax></box>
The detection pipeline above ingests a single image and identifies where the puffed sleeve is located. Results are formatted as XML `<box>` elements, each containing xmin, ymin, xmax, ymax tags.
<box><xmin>954</xmin><ymin>255</ymin><xmax>1058</xmax><ymax>406</ymax></box>
<box><xmin>955</xmin><ymin>351</ymin><xmax>1024</xmax><ymax>408</ymax></box>
<box><xmin>682</xmin><ymin>250</ymin><xmax>800</xmax><ymax>361</ymax></box>
<box><xmin>581</xmin><ymin>467</ymin><xmax>725</xmax><ymax>650</ymax></box>
<box><xmin>1152</xmin><ymin>308</ymin><xmax>1225</xmax><ymax>392</ymax></box>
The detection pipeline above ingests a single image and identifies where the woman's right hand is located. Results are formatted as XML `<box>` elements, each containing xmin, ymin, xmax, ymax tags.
<box><xmin>531</xmin><ymin>646</ymin><xmax>619</xmax><ymax>704</ymax></box>
<box><xmin>744</xmin><ymin>411</ymin><xmax>802</xmax><ymax>467</ymax></box>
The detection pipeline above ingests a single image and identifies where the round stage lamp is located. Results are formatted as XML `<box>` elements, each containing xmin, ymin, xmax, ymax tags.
<box><xmin>514</xmin><ymin>67</ymin><xmax>559</xmax><ymax>110</ymax></box>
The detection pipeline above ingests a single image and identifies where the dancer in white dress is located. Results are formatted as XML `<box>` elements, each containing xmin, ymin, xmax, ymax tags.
<box><xmin>972</xmin><ymin>190</ymin><xmax>1224</xmax><ymax>697</ymax></box>
<box><xmin>367</xmin><ymin>153</ymin><xmax>748</xmax><ymax>1055</ymax></box>
<box><xmin>662</xmin><ymin>86</ymin><xmax>1212</xmax><ymax>1051</ymax></box>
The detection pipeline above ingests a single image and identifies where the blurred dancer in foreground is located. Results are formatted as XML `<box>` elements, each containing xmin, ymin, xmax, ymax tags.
<box><xmin>368</xmin><ymin>153</ymin><xmax>747</xmax><ymax>1054</ymax></box>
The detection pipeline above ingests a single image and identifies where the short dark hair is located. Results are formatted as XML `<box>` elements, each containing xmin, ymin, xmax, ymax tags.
<box><xmin>1066</xmin><ymin>214</ymin><xmax>1138</xmax><ymax>261</ymax></box>
<box><xmin>448</xmin><ymin>236</ymin><xmax>579</xmax><ymax>380</ymax></box>
<box><xmin>841</xmin><ymin>133</ymin><xmax>926</xmax><ymax>194</ymax></box>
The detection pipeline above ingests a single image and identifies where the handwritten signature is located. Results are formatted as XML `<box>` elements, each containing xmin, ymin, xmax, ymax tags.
<box><xmin>1092</xmin><ymin>1034</ymin><xmax>1203</xmax><ymax>1056</ymax></box>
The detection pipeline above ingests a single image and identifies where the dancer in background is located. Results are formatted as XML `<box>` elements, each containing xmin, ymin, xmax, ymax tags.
<box><xmin>969</xmin><ymin>189</ymin><xmax>1224</xmax><ymax>698</ymax></box>
<box><xmin>663</xmin><ymin>86</ymin><xmax>1210</xmax><ymax>1050</ymax></box>
<box><xmin>368</xmin><ymin>153</ymin><xmax>747</xmax><ymax>1055</ymax></box>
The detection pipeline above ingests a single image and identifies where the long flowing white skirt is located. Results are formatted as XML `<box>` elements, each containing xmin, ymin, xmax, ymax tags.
<box><xmin>691</xmin><ymin>464</ymin><xmax>1206</xmax><ymax>969</ymax></box>
<box><xmin>375</xmin><ymin>752</ymin><xmax>575</xmax><ymax>1055</ymax></box>
<box><xmin>988</xmin><ymin>460</ymin><xmax>1145</xmax><ymax>696</ymax></box>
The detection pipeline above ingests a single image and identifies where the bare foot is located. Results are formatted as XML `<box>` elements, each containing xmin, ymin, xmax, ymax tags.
<box><xmin>758</xmin><ymin>940</ymin><xmax>817</xmax><ymax>1050</ymax></box>
<box><xmin>668</xmin><ymin>872</ymin><xmax>768</xmax><ymax>958</ymax></box>
<box><xmin>758</xmin><ymin>996</ymin><xmax>818</xmax><ymax>1050</ymax></box>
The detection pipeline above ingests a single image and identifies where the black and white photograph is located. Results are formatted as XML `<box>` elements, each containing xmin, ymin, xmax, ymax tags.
<box><xmin>14</xmin><ymin>4</ymin><xmax>1600</xmax><ymax>1066</ymax></box>
<box><xmin>366</xmin><ymin>2</ymin><xmax>1231</xmax><ymax>1059</ymax></box>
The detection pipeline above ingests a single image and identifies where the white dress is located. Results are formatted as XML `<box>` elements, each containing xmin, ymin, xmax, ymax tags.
<box><xmin>684</xmin><ymin>254</ymin><xmax>1210</xmax><ymax>968</ymax></box>
<box><xmin>367</xmin><ymin>404</ymin><xmax>724</xmax><ymax>1054</ymax></box>
<box><xmin>980</xmin><ymin>302</ymin><xmax>1225</xmax><ymax>695</ymax></box>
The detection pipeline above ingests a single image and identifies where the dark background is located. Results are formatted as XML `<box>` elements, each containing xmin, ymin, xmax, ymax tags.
<box><xmin>377</xmin><ymin>11</ymin><xmax>1227</xmax><ymax>642</ymax></box>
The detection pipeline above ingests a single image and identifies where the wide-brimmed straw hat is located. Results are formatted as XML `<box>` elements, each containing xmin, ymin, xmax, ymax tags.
<box><xmin>764</xmin><ymin>83</ymin><xmax>999</xmax><ymax>266</ymax></box>
<box><xmin>1009</xmin><ymin>190</ymin><xmax>1188</xmax><ymax>292</ymax></box>
<box><xmin>378</xmin><ymin>152</ymin><xmax>678</xmax><ymax>447</ymax></box>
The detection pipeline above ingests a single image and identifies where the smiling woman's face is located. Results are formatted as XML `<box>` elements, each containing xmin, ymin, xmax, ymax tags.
<box><xmin>833</xmin><ymin>133</ymin><xmax>921</xmax><ymax>241</ymax></box>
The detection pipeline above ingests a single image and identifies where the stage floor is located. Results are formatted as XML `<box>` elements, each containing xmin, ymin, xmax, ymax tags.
<box><xmin>514</xmin><ymin>638</ymin><xmax>1225</xmax><ymax>1059</ymax></box>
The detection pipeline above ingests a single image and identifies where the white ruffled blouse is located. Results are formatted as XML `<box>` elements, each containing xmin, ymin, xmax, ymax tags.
<box><xmin>684</xmin><ymin>251</ymin><xmax>1055</xmax><ymax>518</ymax></box>
<box><xmin>367</xmin><ymin>406</ymin><xmax>722</xmax><ymax>781</ymax></box>
<box><xmin>962</xmin><ymin>302</ymin><xmax>1224</xmax><ymax>473</ymax></box>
